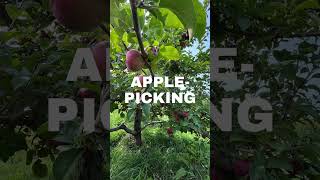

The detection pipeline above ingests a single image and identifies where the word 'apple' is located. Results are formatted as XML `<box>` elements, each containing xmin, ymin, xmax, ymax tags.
<box><xmin>131</xmin><ymin>76</ymin><xmax>185</xmax><ymax>88</ymax></box>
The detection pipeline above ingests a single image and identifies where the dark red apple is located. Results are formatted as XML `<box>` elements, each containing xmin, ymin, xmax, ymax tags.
<box><xmin>167</xmin><ymin>127</ymin><xmax>173</xmax><ymax>136</ymax></box>
<box><xmin>51</xmin><ymin>0</ymin><xmax>106</xmax><ymax>31</ymax></box>
<box><xmin>138</xmin><ymin>75</ymin><xmax>144</xmax><ymax>87</ymax></box>
<box><xmin>91</xmin><ymin>41</ymin><xmax>107</xmax><ymax>80</ymax></box>
<box><xmin>173</xmin><ymin>112</ymin><xmax>180</xmax><ymax>122</ymax></box>
<box><xmin>179</xmin><ymin>40</ymin><xmax>188</xmax><ymax>48</ymax></box>
<box><xmin>181</xmin><ymin>32</ymin><xmax>189</xmax><ymax>41</ymax></box>
<box><xmin>233</xmin><ymin>160</ymin><xmax>250</xmax><ymax>177</ymax></box>
<box><xmin>182</xmin><ymin>111</ymin><xmax>189</xmax><ymax>118</ymax></box>
<box><xmin>126</xmin><ymin>49</ymin><xmax>144</xmax><ymax>71</ymax></box>
<box><xmin>77</xmin><ymin>88</ymin><xmax>96</xmax><ymax>98</ymax></box>
<box><xmin>290</xmin><ymin>160</ymin><xmax>304</xmax><ymax>175</ymax></box>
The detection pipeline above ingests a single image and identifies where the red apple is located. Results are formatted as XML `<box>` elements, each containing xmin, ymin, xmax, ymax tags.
<box><xmin>233</xmin><ymin>160</ymin><xmax>250</xmax><ymax>177</ymax></box>
<box><xmin>51</xmin><ymin>0</ymin><xmax>107</xmax><ymax>31</ymax></box>
<box><xmin>167</xmin><ymin>127</ymin><xmax>173</xmax><ymax>136</ymax></box>
<box><xmin>138</xmin><ymin>75</ymin><xmax>144</xmax><ymax>87</ymax></box>
<box><xmin>173</xmin><ymin>112</ymin><xmax>180</xmax><ymax>122</ymax></box>
<box><xmin>77</xmin><ymin>88</ymin><xmax>96</xmax><ymax>98</ymax></box>
<box><xmin>182</xmin><ymin>111</ymin><xmax>189</xmax><ymax>118</ymax></box>
<box><xmin>126</xmin><ymin>49</ymin><xmax>144</xmax><ymax>71</ymax></box>
<box><xmin>290</xmin><ymin>160</ymin><xmax>304</xmax><ymax>175</ymax></box>
<box><xmin>91</xmin><ymin>41</ymin><xmax>107</xmax><ymax>80</ymax></box>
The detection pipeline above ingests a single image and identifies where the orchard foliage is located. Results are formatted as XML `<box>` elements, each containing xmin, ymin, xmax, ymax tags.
<box><xmin>110</xmin><ymin>0</ymin><xmax>210</xmax><ymax>144</ymax></box>
<box><xmin>212</xmin><ymin>0</ymin><xmax>320</xmax><ymax>179</ymax></box>
<box><xmin>1</xmin><ymin>0</ymin><xmax>109</xmax><ymax>179</ymax></box>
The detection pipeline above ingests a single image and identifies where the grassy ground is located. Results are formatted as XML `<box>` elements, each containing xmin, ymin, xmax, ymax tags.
<box><xmin>0</xmin><ymin>151</ymin><xmax>51</xmax><ymax>180</ymax></box>
<box><xmin>110</xmin><ymin>111</ymin><xmax>210</xmax><ymax>180</ymax></box>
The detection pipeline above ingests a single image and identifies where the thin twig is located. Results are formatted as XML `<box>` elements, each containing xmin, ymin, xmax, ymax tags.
<box><xmin>141</xmin><ymin>121</ymin><xmax>165</xmax><ymax>131</ymax></box>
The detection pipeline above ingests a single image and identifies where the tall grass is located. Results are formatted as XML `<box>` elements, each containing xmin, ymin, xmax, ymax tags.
<box><xmin>110</xmin><ymin>111</ymin><xmax>210</xmax><ymax>180</ymax></box>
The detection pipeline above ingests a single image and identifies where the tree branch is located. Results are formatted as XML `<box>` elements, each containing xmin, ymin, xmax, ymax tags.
<box><xmin>109</xmin><ymin>123</ymin><xmax>136</xmax><ymax>135</ymax></box>
<box><xmin>141</xmin><ymin>121</ymin><xmax>165</xmax><ymax>131</ymax></box>
<box><xmin>99</xmin><ymin>24</ymin><xmax>110</xmax><ymax>37</ymax></box>
<box><xmin>129</xmin><ymin>0</ymin><xmax>154</xmax><ymax>78</ymax></box>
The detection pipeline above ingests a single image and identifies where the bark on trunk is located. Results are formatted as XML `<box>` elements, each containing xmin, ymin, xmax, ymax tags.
<box><xmin>134</xmin><ymin>106</ymin><xmax>142</xmax><ymax>146</ymax></box>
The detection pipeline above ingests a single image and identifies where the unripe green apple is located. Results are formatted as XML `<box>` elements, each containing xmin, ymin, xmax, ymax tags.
<box><xmin>51</xmin><ymin>0</ymin><xmax>107</xmax><ymax>31</ymax></box>
<box><xmin>126</xmin><ymin>49</ymin><xmax>144</xmax><ymax>72</ymax></box>
<box><xmin>91</xmin><ymin>41</ymin><xmax>107</xmax><ymax>80</ymax></box>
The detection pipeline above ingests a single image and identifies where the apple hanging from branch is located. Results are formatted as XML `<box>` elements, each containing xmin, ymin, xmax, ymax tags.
<box><xmin>91</xmin><ymin>41</ymin><xmax>107</xmax><ymax>80</ymax></box>
<box><xmin>126</xmin><ymin>49</ymin><xmax>145</xmax><ymax>71</ymax></box>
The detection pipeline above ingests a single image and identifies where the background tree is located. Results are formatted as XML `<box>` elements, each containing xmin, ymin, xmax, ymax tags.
<box><xmin>212</xmin><ymin>0</ymin><xmax>320</xmax><ymax>179</ymax></box>
<box><xmin>0</xmin><ymin>0</ymin><xmax>110</xmax><ymax>179</ymax></box>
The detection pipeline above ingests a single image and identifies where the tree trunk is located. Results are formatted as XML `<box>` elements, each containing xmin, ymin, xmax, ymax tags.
<box><xmin>134</xmin><ymin>106</ymin><xmax>142</xmax><ymax>146</ymax></box>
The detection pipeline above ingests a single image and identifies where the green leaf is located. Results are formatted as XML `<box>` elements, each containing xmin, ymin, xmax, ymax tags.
<box><xmin>157</xmin><ymin>8</ymin><xmax>184</xmax><ymax>29</ymax></box>
<box><xmin>53</xmin><ymin>148</ymin><xmax>84</xmax><ymax>180</ymax></box>
<box><xmin>26</xmin><ymin>150</ymin><xmax>34</xmax><ymax>165</ymax></box>
<box><xmin>299</xmin><ymin>41</ymin><xmax>317</xmax><ymax>54</ymax></box>
<box><xmin>32</xmin><ymin>159</ymin><xmax>48</xmax><ymax>178</ymax></box>
<box><xmin>307</xmin><ymin>84</ymin><xmax>320</xmax><ymax>92</ymax></box>
<box><xmin>37</xmin><ymin>121</ymin><xmax>58</xmax><ymax>139</ymax></box>
<box><xmin>159</xmin><ymin>46</ymin><xmax>180</xmax><ymax>60</ymax></box>
<box><xmin>127</xmin><ymin>108</ymin><xmax>135</xmax><ymax>121</ymax></box>
<box><xmin>5</xmin><ymin>4</ymin><xmax>31</xmax><ymax>21</ymax></box>
<box><xmin>159</xmin><ymin>0</ymin><xmax>195</xmax><ymax>28</ymax></box>
<box><xmin>266</xmin><ymin>158</ymin><xmax>292</xmax><ymax>170</ymax></box>
<box><xmin>142</xmin><ymin>103</ymin><xmax>151</xmax><ymax>118</ymax></box>
<box><xmin>237</xmin><ymin>16</ymin><xmax>251</xmax><ymax>31</ymax></box>
<box><xmin>295</xmin><ymin>0</ymin><xmax>320</xmax><ymax>12</ymax></box>
<box><xmin>174</xmin><ymin>168</ymin><xmax>187</xmax><ymax>179</ymax></box>
<box><xmin>273</xmin><ymin>50</ymin><xmax>295</xmax><ymax>61</ymax></box>
<box><xmin>192</xmin><ymin>0</ymin><xmax>206</xmax><ymax>39</ymax></box>
<box><xmin>11</xmin><ymin>68</ymin><xmax>31</xmax><ymax>90</ymax></box>
<box><xmin>0</xmin><ymin>31</ymin><xmax>19</xmax><ymax>43</ymax></box>
<box><xmin>311</xmin><ymin>73</ymin><xmax>320</xmax><ymax>79</ymax></box>
<box><xmin>159</xmin><ymin>0</ymin><xmax>206</xmax><ymax>40</ymax></box>
<box><xmin>0</xmin><ymin>128</ymin><xmax>27</xmax><ymax>162</ymax></box>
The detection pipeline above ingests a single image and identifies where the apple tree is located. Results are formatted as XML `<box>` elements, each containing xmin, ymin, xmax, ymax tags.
<box><xmin>212</xmin><ymin>0</ymin><xmax>320</xmax><ymax>179</ymax></box>
<box><xmin>110</xmin><ymin>0</ymin><xmax>210</xmax><ymax>146</ymax></box>
<box><xmin>1</xmin><ymin>0</ymin><xmax>110</xmax><ymax>179</ymax></box>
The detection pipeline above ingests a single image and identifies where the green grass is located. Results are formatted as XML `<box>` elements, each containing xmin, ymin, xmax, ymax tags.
<box><xmin>110</xmin><ymin>111</ymin><xmax>210</xmax><ymax>180</ymax></box>
<box><xmin>0</xmin><ymin>151</ymin><xmax>51</xmax><ymax>180</ymax></box>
